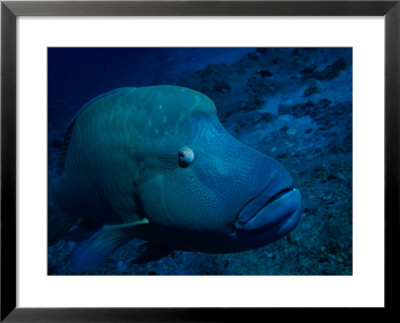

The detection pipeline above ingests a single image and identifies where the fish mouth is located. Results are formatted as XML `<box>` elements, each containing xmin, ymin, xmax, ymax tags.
<box><xmin>235</xmin><ymin>183</ymin><xmax>302</xmax><ymax>232</ymax></box>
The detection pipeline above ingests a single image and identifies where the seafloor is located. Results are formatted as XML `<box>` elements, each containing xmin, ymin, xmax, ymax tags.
<box><xmin>48</xmin><ymin>48</ymin><xmax>352</xmax><ymax>275</ymax></box>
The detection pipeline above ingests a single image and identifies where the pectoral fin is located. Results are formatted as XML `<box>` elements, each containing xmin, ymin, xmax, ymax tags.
<box><xmin>63</xmin><ymin>218</ymin><xmax>102</xmax><ymax>242</ymax></box>
<box><xmin>71</xmin><ymin>218</ymin><xmax>149</xmax><ymax>271</ymax></box>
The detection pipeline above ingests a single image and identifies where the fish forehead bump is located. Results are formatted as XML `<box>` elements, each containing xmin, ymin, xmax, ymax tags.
<box><xmin>136</xmin><ymin>85</ymin><xmax>217</xmax><ymax>137</ymax></box>
<box><xmin>70</xmin><ymin>85</ymin><xmax>219</xmax><ymax>145</ymax></box>
<box><xmin>145</xmin><ymin>85</ymin><xmax>216</xmax><ymax>115</ymax></box>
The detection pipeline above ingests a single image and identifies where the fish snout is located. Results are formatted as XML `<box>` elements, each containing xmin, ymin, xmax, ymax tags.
<box><xmin>235</xmin><ymin>169</ymin><xmax>302</xmax><ymax>232</ymax></box>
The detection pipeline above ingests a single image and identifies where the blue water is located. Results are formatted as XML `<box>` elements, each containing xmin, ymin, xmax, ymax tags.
<box><xmin>48</xmin><ymin>48</ymin><xmax>352</xmax><ymax>275</ymax></box>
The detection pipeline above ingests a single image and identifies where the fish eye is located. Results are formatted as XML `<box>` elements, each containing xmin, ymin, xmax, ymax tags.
<box><xmin>178</xmin><ymin>146</ymin><xmax>194</xmax><ymax>168</ymax></box>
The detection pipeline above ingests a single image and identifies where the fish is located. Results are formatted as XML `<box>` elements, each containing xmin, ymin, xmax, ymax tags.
<box><xmin>48</xmin><ymin>85</ymin><xmax>302</xmax><ymax>271</ymax></box>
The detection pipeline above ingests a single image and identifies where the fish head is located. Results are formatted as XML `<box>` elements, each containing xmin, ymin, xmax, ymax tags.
<box><xmin>135</xmin><ymin>86</ymin><xmax>302</xmax><ymax>252</ymax></box>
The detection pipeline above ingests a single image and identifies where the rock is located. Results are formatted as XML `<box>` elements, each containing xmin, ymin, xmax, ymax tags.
<box><xmin>312</xmin><ymin>58</ymin><xmax>347</xmax><ymax>81</ymax></box>
<box><xmin>304</xmin><ymin>85</ymin><xmax>320</xmax><ymax>97</ymax></box>
<box><xmin>116</xmin><ymin>260</ymin><xmax>127</xmax><ymax>272</ymax></box>
<box><xmin>300</xmin><ymin>65</ymin><xmax>317</xmax><ymax>75</ymax></box>
<box><xmin>286</xmin><ymin>128</ymin><xmax>297</xmax><ymax>135</ymax></box>
<box><xmin>213</xmin><ymin>80</ymin><xmax>231</xmax><ymax>93</ymax></box>
<box><xmin>258</xmin><ymin>69</ymin><xmax>273</xmax><ymax>77</ymax></box>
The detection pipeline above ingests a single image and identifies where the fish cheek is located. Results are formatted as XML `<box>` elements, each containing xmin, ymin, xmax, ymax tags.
<box><xmin>138</xmin><ymin>166</ymin><xmax>197</xmax><ymax>228</ymax></box>
<box><xmin>162</xmin><ymin>166</ymin><xmax>237</xmax><ymax>234</ymax></box>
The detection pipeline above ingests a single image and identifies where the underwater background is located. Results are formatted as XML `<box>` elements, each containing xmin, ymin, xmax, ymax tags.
<box><xmin>48</xmin><ymin>47</ymin><xmax>352</xmax><ymax>275</ymax></box>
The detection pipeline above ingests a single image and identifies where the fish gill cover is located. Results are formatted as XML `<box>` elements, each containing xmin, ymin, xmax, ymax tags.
<box><xmin>48</xmin><ymin>48</ymin><xmax>352</xmax><ymax>275</ymax></box>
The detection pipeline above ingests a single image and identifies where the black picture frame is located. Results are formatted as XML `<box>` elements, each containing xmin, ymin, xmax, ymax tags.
<box><xmin>1</xmin><ymin>0</ymin><xmax>399</xmax><ymax>321</ymax></box>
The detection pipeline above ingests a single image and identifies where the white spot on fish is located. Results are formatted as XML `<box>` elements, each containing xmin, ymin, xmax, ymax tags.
<box><xmin>159</xmin><ymin>105</ymin><xmax>163</xmax><ymax>110</ymax></box>
<box><xmin>194</xmin><ymin>96</ymin><xmax>200</xmax><ymax>108</ymax></box>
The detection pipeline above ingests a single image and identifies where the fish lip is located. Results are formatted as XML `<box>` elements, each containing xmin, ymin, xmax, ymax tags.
<box><xmin>263</xmin><ymin>186</ymin><xmax>295</xmax><ymax>206</ymax></box>
<box><xmin>235</xmin><ymin>172</ymin><xmax>292</xmax><ymax>224</ymax></box>
<box><xmin>234</xmin><ymin>186</ymin><xmax>301</xmax><ymax>232</ymax></box>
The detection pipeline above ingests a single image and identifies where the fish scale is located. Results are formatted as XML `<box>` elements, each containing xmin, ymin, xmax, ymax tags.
<box><xmin>54</xmin><ymin>88</ymin><xmax>140</xmax><ymax>224</ymax></box>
